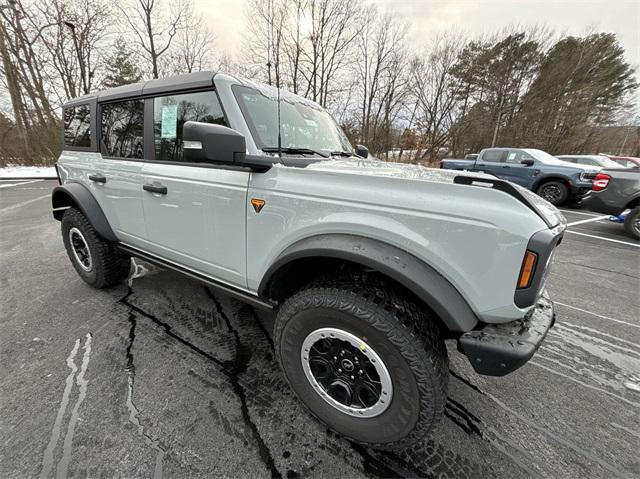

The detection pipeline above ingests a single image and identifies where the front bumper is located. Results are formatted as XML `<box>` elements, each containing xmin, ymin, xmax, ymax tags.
<box><xmin>457</xmin><ymin>293</ymin><xmax>555</xmax><ymax>376</ymax></box>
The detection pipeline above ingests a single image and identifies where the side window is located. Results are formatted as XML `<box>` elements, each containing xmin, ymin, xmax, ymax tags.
<box><xmin>505</xmin><ymin>150</ymin><xmax>534</xmax><ymax>164</ymax></box>
<box><xmin>63</xmin><ymin>105</ymin><xmax>91</xmax><ymax>147</ymax></box>
<box><xmin>153</xmin><ymin>91</ymin><xmax>226</xmax><ymax>163</ymax></box>
<box><xmin>100</xmin><ymin>100</ymin><xmax>144</xmax><ymax>159</ymax></box>
<box><xmin>482</xmin><ymin>150</ymin><xmax>506</xmax><ymax>163</ymax></box>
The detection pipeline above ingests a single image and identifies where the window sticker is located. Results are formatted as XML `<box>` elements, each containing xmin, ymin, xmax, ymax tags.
<box><xmin>507</xmin><ymin>152</ymin><xmax>516</xmax><ymax>161</ymax></box>
<box><xmin>161</xmin><ymin>105</ymin><xmax>178</xmax><ymax>138</ymax></box>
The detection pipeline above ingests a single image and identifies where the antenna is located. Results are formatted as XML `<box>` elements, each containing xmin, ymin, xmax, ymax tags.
<box><xmin>277</xmin><ymin>71</ymin><xmax>282</xmax><ymax>158</ymax></box>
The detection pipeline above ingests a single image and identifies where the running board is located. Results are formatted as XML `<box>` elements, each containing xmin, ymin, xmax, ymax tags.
<box><xmin>118</xmin><ymin>244</ymin><xmax>276</xmax><ymax>312</ymax></box>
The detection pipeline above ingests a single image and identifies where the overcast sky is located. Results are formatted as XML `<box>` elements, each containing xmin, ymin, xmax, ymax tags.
<box><xmin>198</xmin><ymin>0</ymin><xmax>640</xmax><ymax>70</ymax></box>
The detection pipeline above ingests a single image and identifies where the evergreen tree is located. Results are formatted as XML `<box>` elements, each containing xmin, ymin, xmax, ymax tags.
<box><xmin>103</xmin><ymin>37</ymin><xmax>143</xmax><ymax>88</ymax></box>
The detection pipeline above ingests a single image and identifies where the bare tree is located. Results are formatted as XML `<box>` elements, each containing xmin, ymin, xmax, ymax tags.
<box><xmin>409</xmin><ymin>34</ymin><xmax>466</xmax><ymax>162</ymax></box>
<box><xmin>38</xmin><ymin>0</ymin><xmax>112</xmax><ymax>98</ymax></box>
<box><xmin>118</xmin><ymin>0</ymin><xmax>185</xmax><ymax>79</ymax></box>
<box><xmin>353</xmin><ymin>9</ymin><xmax>408</xmax><ymax>149</ymax></box>
<box><xmin>167</xmin><ymin>1</ymin><xmax>214</xmax><ymax>74</ymax></box>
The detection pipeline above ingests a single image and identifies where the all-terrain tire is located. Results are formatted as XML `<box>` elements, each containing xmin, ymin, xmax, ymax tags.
<box><xmin>623</xmin><ymin>207</ymin><xmax>640</xmax><ymax>240</ymax></box>
<box><xmin>536</xmin><ymin>180</ymin><xmax>569</xmax><ymax>206</ymax></box>
<box><xmin>274</xmin><ymin>274</ymin><xmax>448</xmax><ymax>449</ymax></box>
<box><xmin>61</xmin><ymin>208</ymin><xmax>130</xmax><ymax>288</ymax></box>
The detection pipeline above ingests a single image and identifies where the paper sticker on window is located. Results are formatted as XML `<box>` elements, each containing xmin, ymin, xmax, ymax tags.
<box><xmin>161</xmin><ymin>105</ymin><xmax>178</xmax><ymax>138</ymax></box>
<box><xmin>507</xmin><ymin>152</ymin><xmax>516</xmax><ymax>161</ymax></box>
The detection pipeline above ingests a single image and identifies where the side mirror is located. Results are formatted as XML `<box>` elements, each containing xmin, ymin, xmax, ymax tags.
<box><xmin>183</xmin><ymin>121</ymin><xmax>246</xmax><ymax>164</ymax></box>
<box><xmin>521</xmin><ymin>158</ymin><xmax>535</xmax><ymax>166</ymax></box>
<box><xmin>355</xmin><ymin>144</ymin><xmax>369</xmax><ymax>158</ymax></box>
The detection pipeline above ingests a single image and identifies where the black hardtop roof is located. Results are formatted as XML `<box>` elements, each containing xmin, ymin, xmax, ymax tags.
<box><xmin>63</xmin><ymin>71</ymin><xmax>217</xmax><ymax>107</ymax></box>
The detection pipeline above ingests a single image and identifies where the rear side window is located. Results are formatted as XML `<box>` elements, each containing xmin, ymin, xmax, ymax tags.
<box><xmin>100</xmin><ymin>100</ymin><xmax>144</xmax><ymax>159</ymax></box>
<box><xmin>153</xmin><ymin>91</ymin><xmax>226</xmax><ymax>162</ymax></box>
<box><xmin>482</xmin><ymin>150</ymin><xmax>506</xmax><ymax>162</ymax></box>
<box><xmin>63</xmin><ymin>105</ymin><xmax>91</xmax><ymax>147</ymax></box>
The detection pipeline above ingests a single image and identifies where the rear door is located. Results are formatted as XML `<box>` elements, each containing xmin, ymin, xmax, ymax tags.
<box><xmin>475</xmin><ymin>150</ymin><xmax>506</xmax><ymax>176</ymax></box>
<box><xmin>139</xmin><ymin>90</ymin><xmax>249</xmax><ymax>288</ymax></box>
<box><xmin>92</xmin><ymin>99</ymin><xmax>147</xmax><ymax>245</ymax></box>
<box><xmin>500</xmin><ymin>150</ymin><xmax>538</xmax><ymax>187</ymax></box>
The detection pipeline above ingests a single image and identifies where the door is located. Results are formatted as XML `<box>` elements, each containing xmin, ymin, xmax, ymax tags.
<box><xmin>139</xmin><ymin>90</ymin><xmax>250</xmax><ymax>288</ymax></box>
<box><xmin>500</xmin><ymin>150</ymin><xmax>538</xmax><ymax>187</ymax></box>
<box><xmin>93</xmin><ymin>99</ymin><xmax>147</xmax><ymax>246</ymax></box>
<box><xmin>475</xmin><ymin>150</ymin><xmax>506</xmax><ymax>176</ymax></box>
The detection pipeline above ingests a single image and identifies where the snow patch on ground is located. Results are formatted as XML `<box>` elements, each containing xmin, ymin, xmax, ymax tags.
<box><xmin>0</xmin><ymin>165</ymin><xmax>57</xmax><ymax>179</ymax></box>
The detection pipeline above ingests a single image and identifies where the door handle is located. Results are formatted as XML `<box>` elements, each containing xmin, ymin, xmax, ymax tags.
<box><xmin>502</xmin><ymin>165</ymin><xmax>511</xmax><ymax>168</ymax></box>
<box><xmin>89</xmin><ymin>174</ymin><xmax>106</xmax><ymax>183</ymax></box>
<box><xmin>143</xmin><ymin>183</ymin><xmax>168</xmax><ymax>195</ymax></box>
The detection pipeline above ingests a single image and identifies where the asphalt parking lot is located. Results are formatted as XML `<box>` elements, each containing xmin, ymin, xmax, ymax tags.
<box><xmin>1</xmin><ymin>179</ymin><xmax>639</xmax><ymax>478</ymax></box>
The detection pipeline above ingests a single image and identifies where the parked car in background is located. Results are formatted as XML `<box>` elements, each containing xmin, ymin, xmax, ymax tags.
<box><xmin>556</xmin><ymin>154</ymin><xmax>625</xmax><ymax>169</ymax></box>
<box><xmin>440</xmin><ymin>147</ymin><xmax>598</xmax><ymax>205</ymax></box>
<box><xmin>582</xmin><ymin>168</ymin><xmax>640</xmax><ymax>239</ymax></box>
<box><xmin>602</xmin><ymin>155</ymin><xmax>640</xmax><ymax>169</ymax></box>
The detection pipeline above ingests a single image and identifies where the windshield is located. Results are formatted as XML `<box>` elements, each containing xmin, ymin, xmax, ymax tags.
<box><xmin>525</xmin><ymin>149</ymin><xmax>583</xmax><ymax>166</ymax></box>
<box><xmin>233</xmin><ymin>85</ymin><xmax>353</xmax><ymax>154</ymax></box>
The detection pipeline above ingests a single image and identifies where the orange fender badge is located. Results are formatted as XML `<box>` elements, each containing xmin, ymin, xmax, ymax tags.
<box><xmin>251</xmin><ymin>198</ymin><xmax>266</xmax><ymax>213</ymax></box>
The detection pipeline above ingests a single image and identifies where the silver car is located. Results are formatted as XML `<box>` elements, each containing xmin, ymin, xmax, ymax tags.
<box><xmin>52</xmin><ymin>71</ymin><xmax>563</xmax><ymax>448</ymax></box>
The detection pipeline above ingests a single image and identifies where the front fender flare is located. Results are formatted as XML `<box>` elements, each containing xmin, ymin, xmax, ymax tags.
<box><xmin>259</xmin><ymin>234</ymin><xmax>479</xmax><ymax>332</ymax></box>
<box><xmin>51</xmin><ymin>182</ymin><xmax>117</xmax><ymax>242</ymax></box>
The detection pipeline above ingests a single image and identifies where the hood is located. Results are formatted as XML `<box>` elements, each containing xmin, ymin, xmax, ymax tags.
<box><xmin>303</xmin><ymin>157</ymin><xmax>496</xmax><ymax>184</ymax></box>
<box><xmin>301</xmin><ymin>157</ymin><xmax>565</xmax><ymax>229</ymax></box>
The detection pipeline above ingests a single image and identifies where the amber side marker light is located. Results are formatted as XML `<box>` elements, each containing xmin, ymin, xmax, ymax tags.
<box><xmin>251</xmin><ymin>198</ymin><xmax>266</xmax><ymax>213</ymax></box>
<box><xmin>517</xmin><ymin>251</ymin><xmax>538</xmax><ymax>289</ymax></box>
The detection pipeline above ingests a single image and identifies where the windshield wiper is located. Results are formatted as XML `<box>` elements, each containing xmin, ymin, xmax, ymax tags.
<box><xmin>262</xmin><ymin>147</ymin><xmax>330</xmax><ymax>158</ymax></box>
<box><xmin>330</xmin><ymin>151</ymin><xmax>355</xmax><ymax>157</ymax></box>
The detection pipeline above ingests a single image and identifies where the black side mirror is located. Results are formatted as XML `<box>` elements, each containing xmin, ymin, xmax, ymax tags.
<box><xmin>355</xmin><ymin>144</ymin><xmax>369</xmax><ymax>158</ymax></box>
<box><xmin>521</xmin><ymin>158</ymin><xmax>535</xmax><ymax>166</ymax></box>
<box><xmin>183</xmin><ymin>121</ymin><xmax>246</xmax><ymax>164</ymax></box>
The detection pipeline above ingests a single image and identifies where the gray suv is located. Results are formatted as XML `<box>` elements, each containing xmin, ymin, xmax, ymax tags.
<box><xmin>52</xmin><ymin>71</ymin><xmax>563</xmax><ymax>448</ymax></box>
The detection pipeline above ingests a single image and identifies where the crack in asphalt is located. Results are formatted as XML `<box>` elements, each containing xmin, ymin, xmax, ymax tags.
<box><xmin>555</xmin><ymin>260</ymin><xmax>640</xmax><ymax>279</ymax></box>
<box><xmin>450</xmin><ymin>369</ymin><xmax>627</xmax><ymax>478</ymax></box>
<box><xmin>120</xmin><ymin>285</ymin><xmax>282</xmax><ymax>478</ymax></box>
<box><xmin>203</xmin><ymin>286</ymin><xmax>282</xmax><ymax>479</ymax></box>
<box><xmin>124</xmin><ymin>311</ymin><xmax>165</xmax><ymax>479</ymax></box>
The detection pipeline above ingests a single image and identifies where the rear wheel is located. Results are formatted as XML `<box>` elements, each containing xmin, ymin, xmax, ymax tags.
<box><xmin>61</xmin><ymin>208</ymin><xmax>130</xmax><ymax>288</ymax></box>
<box><xmin>274</xmin><ymin>275</ymin><xmax>448</xmax><ymax>449</ymax></box>
<box><xmin>623</xmin><ymin>207</ymin><xmax>640</xmax><ymax>240</ymax></box>
<box><xmin>536</xmin><ymin>181</ymin><xmax>569</xmax><ymax>205</ymax></box>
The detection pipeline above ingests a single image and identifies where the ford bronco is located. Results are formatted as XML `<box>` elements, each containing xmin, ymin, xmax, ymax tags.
<box><xmin>52</xmin><ymin>71</ymin><xmax>563</xmax><ymax>448</ymax></box>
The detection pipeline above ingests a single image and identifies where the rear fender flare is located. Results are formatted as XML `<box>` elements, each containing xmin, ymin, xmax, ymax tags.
<box><xmin>51</xmin><ymin>182</ymin><xmax>117</xmax><ymax>242</ymax></box>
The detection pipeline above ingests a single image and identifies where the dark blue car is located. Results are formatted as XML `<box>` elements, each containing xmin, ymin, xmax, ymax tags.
<box><xmin>441</xmin><ymin>148</ymin><xmax>599</xmax><ymax>205</ymax></box>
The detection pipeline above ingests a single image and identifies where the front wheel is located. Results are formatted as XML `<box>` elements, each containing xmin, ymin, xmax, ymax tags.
<box><xmin>536</xmin><ymin>181</ymin><xmax>569</xmax><ymax>206</ymax></box>
<box><xmin>274</xmin><ymin>276</ymin><xmax>448</xmax><ymax>449</ymax></box>
<box><xmin>623</xmin><ymin>207</ymin><xmax>640</xmax><ymax>240</ymax></box>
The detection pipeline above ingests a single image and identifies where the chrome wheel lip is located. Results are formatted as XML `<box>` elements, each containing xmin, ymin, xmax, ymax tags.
<box><xmin>301</xmin><ymin>327</ymin><xmax>393</xmax><ymax>418</ymax></box>
<box><xmin>69</xmin><ymin>227</ymin><xmax>92</xmax><ymax>272</ymax></box>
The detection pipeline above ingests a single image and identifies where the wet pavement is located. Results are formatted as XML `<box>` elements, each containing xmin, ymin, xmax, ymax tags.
<box><xmin>1</xmin><ymin>179</ymin><xmax>639</xmax><ymax>478</ymax></box>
